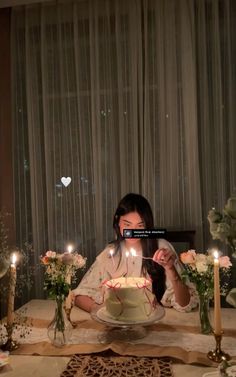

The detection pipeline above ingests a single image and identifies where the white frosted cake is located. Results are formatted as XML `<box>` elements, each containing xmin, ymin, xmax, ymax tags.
<box><xmin>103</xmin><ymin>277</ymin><xmax>156</xmax><ymax>322</ymax></box>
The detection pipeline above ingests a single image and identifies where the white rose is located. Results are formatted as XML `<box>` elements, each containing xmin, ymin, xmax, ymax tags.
<box><xmin>208</xmin><ymin>209</ymin><xmax>222</xmax><ymax>222</ymax></box>
<box><xmin>196</xmin><ymin>260</ymin><xmax>208</xmax><ymax>273</ymax></box>
<box><xmin>216</xmin><ymin>223</ymin><xmax>231</xmax><ymax>241</ymax></box>
<box><xmin>224</xmin><ymin>197</ymin><xmax>236</xmax><ymax>219</ymax></box>
<box><xmin>195</xmin><ymin>254</ymin><xmax>209</xmax><ymax>273</ymax></box>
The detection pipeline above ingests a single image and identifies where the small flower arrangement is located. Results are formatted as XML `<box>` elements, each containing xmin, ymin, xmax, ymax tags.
<box><xmin>180</xmin><ymin>249</ymin><xmax>232</xmax><ymax>334</ymax></box>
<box><xmin>41</xmin><ymin>249</ymin><xmax>86</xmax><ymax>346</ymax></box>
<box><xmin>207</xmin><ymin>197</ymin><xmax>236</xmax><ymax>256</ymax></box>
<box><xmin>180</xmin><ymin>249</ymin><xmax>232</xmax><ymax>298</ymax></box>
<box><xmin>41</xmin><ymin>250</ymin><xmax>86</xmax><ymax>299</ymax></box>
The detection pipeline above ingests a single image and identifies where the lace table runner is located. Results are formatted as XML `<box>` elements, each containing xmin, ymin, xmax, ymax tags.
<box><xmin>2</xmin><ymin>312</ymin><xmax>236</xmax><ymax>366</ymax></box>
<box><xmin>8</xmin><ymin>322</ymin><xmax>236</xmax><ymax>356</ymax></box>
<box><xmin>60</xmin><ymin>352</ymin><xmax>173</xmax><ymax>377</ymax></box>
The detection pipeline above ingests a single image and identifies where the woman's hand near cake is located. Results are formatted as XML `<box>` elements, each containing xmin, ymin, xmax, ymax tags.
<box><xmin>153</xmin><ymin>247</ymin><xmax>176</xmax><ymax>269</ymax></box>
<box><xmin>74</xmin><ymin>295</ymin><xmax>96</xmax><ymax>312</ymax></box>
<box><xmin>153</xmin><ymin>247</ymin><xmax>191</xmax><ymax>307</ymax></box>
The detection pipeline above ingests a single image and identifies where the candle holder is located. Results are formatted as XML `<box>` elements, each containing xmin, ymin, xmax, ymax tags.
<box><xmin>207</xmin><ymin>331</ymin><xmax>231</xmax><ymax>363</ymax></box>
<box><xmin>1</xmin><ymin>323</ymin><xmax>19</xmax><ymax>352</ymax></box>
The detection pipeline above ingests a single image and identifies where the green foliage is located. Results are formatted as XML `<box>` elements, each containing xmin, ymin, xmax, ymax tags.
<box><xmin>0</xmin><ymin>307</ymin><xmax>33</xmax><ymax>344</ymax></box>
<box><xmin>44</xmin><ymin>273</ymin><xmax>70</xmax><ymax>300</ymax></box>
<box><xmin>208</xmin><ymin>197</ymin><xmax>236</xmax><ymax>255</ymax></box>
<box><xmin>182</xmin><ymin>263</ymin><xmax>214</xmax><ymax>298</ymax></box>
<box><xmin>180</xmin><ymin>250</ymin><xmax>232</xmax><ymax>300</ymax></box>
<box><xmin>0</xmin><ymin>211</ymin><xmax>11</xmax><ymax>278</ymax></box>
<box><xmin>41</xmin><ymin>250</ymin><xmax>86</xmax><ymax>301</ymax></box>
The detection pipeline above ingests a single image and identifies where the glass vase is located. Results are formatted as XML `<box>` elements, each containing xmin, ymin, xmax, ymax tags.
<box><xmin>47</xmin><ymin>296</ymin><xmax>72</xmax><ymax>347</ymax></box>
<box><xmin>198</xmin><ymin>294</ymin><xmax>212</xmax><ymax>334</ymax></box>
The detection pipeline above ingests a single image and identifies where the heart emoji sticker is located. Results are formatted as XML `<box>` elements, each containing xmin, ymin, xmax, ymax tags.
<box><xmin>61</xmin><ymin>177</ymin><xmax>72</xmax><ymax>187</ymax></box>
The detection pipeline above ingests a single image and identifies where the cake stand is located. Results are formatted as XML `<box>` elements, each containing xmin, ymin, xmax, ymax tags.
<box><xmin>91</xmin><ymin>305</ymin><xmax>165</xmax><ymax>343</ymax></box>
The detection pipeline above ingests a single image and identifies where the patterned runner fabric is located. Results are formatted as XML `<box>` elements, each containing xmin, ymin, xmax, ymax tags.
<box><xmin>60</xmin><ymin>351</ymin><xmax>173</xmax><ymax>377</ymax></box>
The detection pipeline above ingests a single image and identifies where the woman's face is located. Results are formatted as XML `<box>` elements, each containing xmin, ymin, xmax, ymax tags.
<box><xmin>118</xmin><ymin>211</ymin><xmax>145</xmax><ymax>246</ymax></box>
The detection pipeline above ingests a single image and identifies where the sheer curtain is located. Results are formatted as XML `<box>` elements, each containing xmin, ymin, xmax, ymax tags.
<box><xmin>11</xmin><ymin>0</ymin><xmax>236</xmax><ymax>298</ymax></box>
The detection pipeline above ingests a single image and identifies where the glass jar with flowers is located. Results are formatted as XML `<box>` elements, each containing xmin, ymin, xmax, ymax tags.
<box><xmin>41</xmin><ymin>250</ymin><xmax>86</xmax><ymax>347</ymax></box>
<box><xmin>180</xmin><ymin>250</ymin><xmax>231</xmax><ymax>334</ymax></box>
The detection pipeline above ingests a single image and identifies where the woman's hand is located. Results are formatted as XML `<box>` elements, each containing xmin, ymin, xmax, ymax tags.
<box><xmin>153</xmin><ymin>247</ymin><xmax>176</xmax><ymax>270</ymax></box>
<box><xmin>153</xmin><ymin>247</ymin><xmax>191</xmax><ymax>307</ymax></box>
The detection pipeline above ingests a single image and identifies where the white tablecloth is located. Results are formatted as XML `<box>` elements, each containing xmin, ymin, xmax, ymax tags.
<box><xmin>1</xmin><ymin>299</ymin><xmax>236</xmax><ymax>377</ymax></box>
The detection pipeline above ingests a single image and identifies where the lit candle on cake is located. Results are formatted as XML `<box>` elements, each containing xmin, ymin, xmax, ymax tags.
<box><xmin>109</xmin><ymin>249</ymin><xmax>115</xmax><ymax>268</ymax></box>
<box><xmin>130</xmin><ymin>248</ymin><xmax>136</xmax><ymax>257</ymax></box>
<box><xmin>7</xmin><ymin>253</ymin><xmax>17</xmax><ymax>328</ymax></box>
<box><xmin>130</xmin><ymin>248</ymin><xmax>152</xmax><ymax>261</ymax></box>
<box><xmin>213</xmin><ymin>250</ymin><xmax>222</xmax><ymax>335</ymax></box>
<box><xmin>125</xmin><ymin>251</ymin><xmax>129</xmax><ymax>283</ymax></box>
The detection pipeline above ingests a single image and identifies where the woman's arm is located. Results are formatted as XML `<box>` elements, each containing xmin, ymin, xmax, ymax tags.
<box><xmin>164</xmin><ymin>265</ymin><xmax>190</xmax><ymax>307</ymax></box>
<box><xmin>72</xmin><ymin>245</ymin><xmax>114</xmax><ymax>312</ymax></box>
<box><xmin>74</xmin><ymin>295</ymin><xmax>96</xmax><ymax>313</ymax></box>
<box><xmin>153</xmin><ymin>246</ymin><xmax>191</xmax><ymax>307</ymax></box>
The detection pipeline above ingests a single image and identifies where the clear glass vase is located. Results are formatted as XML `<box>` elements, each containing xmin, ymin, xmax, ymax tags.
<box><xmin>47</xmin><ymin>296</ymin><xmax>72</xmax><ymax>347</ymax></box>
<box><xmin>198</xmin><ymin>294</ymin><xmax>212</xmax><ymax>334</ymax></box>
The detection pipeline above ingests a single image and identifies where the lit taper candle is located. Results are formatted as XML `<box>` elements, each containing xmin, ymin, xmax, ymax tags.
<box><xmin>125</xmin><ymin>251</ymin><xmax>129</xmax><ymax>283</ymax></box>
<box><xmin>7</xmin><ymin>253</ymin><xmax>17</xmax><ymax>328</ymax></box>
<box><xmin>213</xmin><ymin>250</ymin><xmax>222</xmax><ymax>335</ymax></box>
<box><xmin>65</xmin><ymin>245</ymin><xmax>73</xmax><ymax>309</ymax></box>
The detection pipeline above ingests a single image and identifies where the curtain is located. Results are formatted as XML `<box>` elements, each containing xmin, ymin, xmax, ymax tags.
<box><xmin>11</xmin><ymin>0</ymin><xmax>236</xmax><ymax>298</ymax></box>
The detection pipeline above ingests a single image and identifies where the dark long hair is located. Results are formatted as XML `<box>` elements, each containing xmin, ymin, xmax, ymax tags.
<box><xmin>112</xmin><ymin>193</ymin><xmax>166</xmax><ymax>303</ymax></box>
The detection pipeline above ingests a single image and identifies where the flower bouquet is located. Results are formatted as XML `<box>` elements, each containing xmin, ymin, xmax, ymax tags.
<box><xmin>180</xmin><ymin>250</ymin><xmax>231</xmax><ymax>334</ymax></box>
<box><xmin>41</xmin><ymin>250</ymin><xmax>86</xmax><ymax>346</ymax></box>
<box><xmin>207</xmin><ymin>197</ymin><xmax>236</xmax><ymax>258</ymax></box>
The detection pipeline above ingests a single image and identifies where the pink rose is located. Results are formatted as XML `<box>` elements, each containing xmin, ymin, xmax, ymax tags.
<box><xmin>75</xmin><ymin>254</ymin><xmax>86</xmax><ymax>268</ymax></box>
<box><xmin>219</xmin><ymin>255</ymin><xmax>232</xmax><ymax>268</ymax></box>
<box><xmin>41</xmin><ymin>256</ymin><xmax>49</xmax><ymax>265</ymax></box>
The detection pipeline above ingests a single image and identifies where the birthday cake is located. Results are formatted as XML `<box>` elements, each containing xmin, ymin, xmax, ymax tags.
<box><xmin>103</xmin><ymin>277</ymin><xmax>156</xmax><ymax>322</ymax></box>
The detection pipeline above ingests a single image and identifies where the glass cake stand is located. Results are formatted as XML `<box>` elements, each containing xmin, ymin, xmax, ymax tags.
<box><xmin>91</xmin><ymin>305</ymin><xmax>165</xmax><ymax>343</ymax></box>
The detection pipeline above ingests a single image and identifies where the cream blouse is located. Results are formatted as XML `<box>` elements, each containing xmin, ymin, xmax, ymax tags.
<box><xmin>73</xmin><ymin>239</ymin><xmax>198</xmax><ymax>312</ymax></box>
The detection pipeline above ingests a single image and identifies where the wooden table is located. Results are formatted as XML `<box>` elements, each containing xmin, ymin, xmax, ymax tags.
<box><xmin>1</xmin><ymin>300</ymin><xmax>236</xmax><ymax>377</ymax></box>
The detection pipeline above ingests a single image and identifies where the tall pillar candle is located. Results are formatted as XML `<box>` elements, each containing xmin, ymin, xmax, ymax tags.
<box><xmin>7</xmin><ymin>254</ymin><xmax>17</xmax><ymax>327</ymax></box>
<box><xmin>65</xmin><ymin>267</ymin><xmax>72</xmax><ymax>309</ymax></box>
<box><xmin>65</xmin><ymin>245</ymin><xmax>73</xmax><ymax>309</ymax></box>
<box><xmin>213</xmin><ymin>251</ymin><xmax>222</xmax><ymax>335</ymax></box>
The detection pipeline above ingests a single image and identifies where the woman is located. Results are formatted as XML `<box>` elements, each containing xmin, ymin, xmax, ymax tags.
<box><xmin>73</xmin><ymin>193</ymin><xmax>197</xmax><ymax>312</ymax></box>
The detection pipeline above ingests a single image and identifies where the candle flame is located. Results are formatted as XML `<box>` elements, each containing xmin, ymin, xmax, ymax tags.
<box><xmin>11</xmin><ymin>253</ymin><xmax>17</xmax><ymax>265</ymax></box>
<box><xmin>213</xmin><ymin>249</ymin><xmax>219</xmax><ymax>259</ymax></box>
<box><xmin>130</xmin><ymin>248</ymin><xmax>136</xmax><ymax>257</ymax></box>
<box><xmin>125</xmin><ymin>251</ymin><xmax>129</xmax><ymax>258</ymax></box>
<box><xmin>109</xmin><ymin>249</ymin><xmax>114</xmax><ymax>256</ymax></box>
<box><xmin>67</xmin><ymin>245</ymin><xmax>73</xmax><ymax>253</ymax></box>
